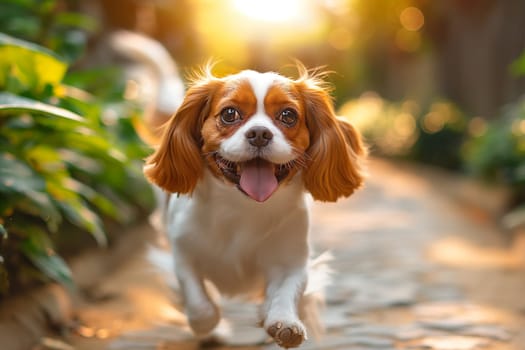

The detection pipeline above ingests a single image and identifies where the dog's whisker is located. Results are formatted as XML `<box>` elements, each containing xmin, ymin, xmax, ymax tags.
<box><xmin>298</xmin><ymin>151</ymin><xmax>312</xmax><ymax>162</ymax></box>
<box><xmin>288</xmin><ymin>152</ymin><xmax>308</xmax><ymax>169</ymax></box>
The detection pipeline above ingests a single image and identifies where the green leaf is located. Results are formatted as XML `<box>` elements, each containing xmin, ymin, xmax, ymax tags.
<box><xmin>19</xmin><ymin>225</ymin><xmax>74</xmax><ymax>290</ymax></box>
<box><xmin>62</xmin><ymin>177</ymin><xmax>119</xmax><ymax>220</ymax></box>
<box><xmin>15</xmin><ymin>193</ymin><xmax>62</xmax><ymax>233</ymax></box>
<box><xmin>0</xmin><ymin>8</ymin><xmax>41</xmax><ymax>41</ymax></box>
<box><xmin>55</xmin><ymin>12</ymin><xmax>99</xmax><ymax>32</ymax></box>
<box><xmin>0</xmin><ymin>92</ymin><xmax>84</xmax><ymax>122</ymax></box>
<box><xmin>47</xmin><ymin>180</ymin><xmax>107</xmax><ymax>246</ymax></box>
<box><xmin>510</xmin><ymin>50</ymin><xmax>525</xmax><ymax>77</ymax></box>
<box><xmin>0</xmin><ymin>33</ymin><xmax>68</xmax><ymax>90</ymax></box>
<box><xmin>58</xmin><ymin>149</ymin><xmax>102</xmax><ymax>174</ymax></box>
<box><xmin>25</xmin><ymin>144</ymin><xmax>66</xmax><ymax>173</ymax></box>
<box><xmin>0</xmin><ymin>0</ymin><xmax>36</xmax><ymax>8</ymax></box>
<box><xmin>63</xmin><ymin>130</ymin><xmax>127</xmax><ymax>164</ymax></box>
<box><xmin>37</xmin><ymin>0</ymin><xmax>56</xmax><ymax>14</ymax></box>
<box><xmin>0</xmin><ymin>224</ymin><xmax>7</xmax><ymax>238</ymax></box>
<box><xmin>0</xmin><ymin>152</ymin><xmax>61</xmax><ymax>231</ymax></box>
<box><xmin>0</xmin><ymin>152</ymin><xmax>46</xmax><ymax>194</ymax></box>
<box><xmin>56</xmin><ymin>199</ymin><xmax>107</xmax><ymax>247</ymax></box>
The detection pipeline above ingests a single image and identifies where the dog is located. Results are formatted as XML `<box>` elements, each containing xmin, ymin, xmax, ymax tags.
<box><xmin>140</xmin><ymin>64</ymin><xmax>366</xmax><ymax>348</ymax></box>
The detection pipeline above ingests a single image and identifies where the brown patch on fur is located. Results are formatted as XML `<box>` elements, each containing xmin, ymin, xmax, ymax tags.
<box><xmin>144</xmin><ymin>78</ymin><xmax>224</xmax><ymax>193</ymax></box>
<box><xmin>202</xmin><ymin>79</ymin><xmax>257</xmax><ymax>154</ymax></box>
<box><xmin>296</xmin><ymin>77</ymin><xmax>366</xmax><ymax>202</ymax></box>
<box><xmin>143</xmin><ymin>63</ymin><xmax>366</xmax><ymax>200</ymax></box>
<box><xmin>264</xmin><ymin>84</ymin><xmax>310</xmax><ymax>155</ymax></box>
<box><xmin>201</xmin><ymin>78</ymin><xmax>259</xmax><ymax>178</ymax></box>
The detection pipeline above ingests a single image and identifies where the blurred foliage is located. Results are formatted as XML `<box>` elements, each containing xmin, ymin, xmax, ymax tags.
<box><xmin>339</xmin><ymin>59</ymin><xmax>525</xmax><ymax>228</ymax></box>
<box><xmin>510</xmin><ymin>50</ymin><xmax>525</xmax><ymax>77</ymax></box>
<box><xmin>339</xmin><ymin>95</ymin><xmax>467</xmax><ymax>169</ymax></box>
<box><xmin>340</xmin><ymin>89</ymin><xmax>524</xmax><ymax>199</ymax></box>
<box><xmin>463</xmin><ymin>96</ymin><xmax>525</xmax><ymax>226</ymax></box>
<box><xmin>464</xmin><ymin>98</ymin><xmax>525</xmax><ymax>189</ymax></box>
<box><xmin>0</xmin><ymin>0</ymin><xmax>97</xmax><ymax>62</ymax></box>
<box><xmin>0</xmin><ymin>0</ymin><xmax>152</xmax><ymax>296</ymax></box>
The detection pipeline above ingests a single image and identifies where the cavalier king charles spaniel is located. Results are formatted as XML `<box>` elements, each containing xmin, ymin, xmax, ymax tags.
<box><xmin>143</xmin><ymin>65</ymin><xmax>366</xmax><ymax>348</ymax></box>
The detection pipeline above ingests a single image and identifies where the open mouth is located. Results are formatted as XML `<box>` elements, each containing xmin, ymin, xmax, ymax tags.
<box><xmin>215</xmin><ymin>154</ymin><xmax>291</xmax><ymax>202</ymax></box>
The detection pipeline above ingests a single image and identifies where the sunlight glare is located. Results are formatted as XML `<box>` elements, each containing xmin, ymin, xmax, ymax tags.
<box><xmin>232</xmin><ymin>0</ymin><xmax>306</xmax><ymax>23</ymax></box>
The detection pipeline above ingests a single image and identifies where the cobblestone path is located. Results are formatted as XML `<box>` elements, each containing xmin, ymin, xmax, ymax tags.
<box><xmin>69</xmin><ymin>160</ymin><xmax>525</xmax><ymax>350</ymax></box>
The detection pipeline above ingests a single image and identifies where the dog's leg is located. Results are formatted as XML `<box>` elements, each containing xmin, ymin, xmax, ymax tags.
<box><xmin>174</xmin><ymin>252</ymin><xmax>220</xmax><ymax>335</ymax></box>
<box><xmin>262</xmin><ymin>268</ymin><xmax>308</xmax><ymax>348</ymax></box>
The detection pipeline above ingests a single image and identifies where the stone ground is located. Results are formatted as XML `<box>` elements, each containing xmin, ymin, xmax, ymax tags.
<box><xmin>37</xmin><ymin>159</ymin><xmax>525</xmax><ymax>350</ymax></box>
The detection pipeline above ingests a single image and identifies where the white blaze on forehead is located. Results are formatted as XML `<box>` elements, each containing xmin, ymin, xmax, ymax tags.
<box><xmin>236</xmin><ymin>70</ymin><xmax>285</xmax><ymax>110</ymax></box>
<box><xmin>219</xmin><ymin>70</ymin><xmax>295</xmax><ymax>164</ymax></box>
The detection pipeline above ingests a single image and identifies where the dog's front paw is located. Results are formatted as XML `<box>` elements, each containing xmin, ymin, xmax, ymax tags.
<box><xmin>265</xmin><ymin>319</ymin><xmax>306</xmax><ymax>348</ymax></box>
<box><xmin>186</xmin><ymin>302</ymin><xmax>220</xmax><ymax>335</ymax></box>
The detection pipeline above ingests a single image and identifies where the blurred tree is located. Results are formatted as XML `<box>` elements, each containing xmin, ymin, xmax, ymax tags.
<box><xmin>83</xmin><ymin>0</ymin><xmax>202</xmax><ymax>66</ymax></box>
<box><xmin>72</xmin><ymin>0</ymin><xmax>525</xmax><ymax>120</ymax></box>
<box><xmin>425</xmin><ymin>0</ymin><xmax>525</xmax><ymax>119</ymax></box>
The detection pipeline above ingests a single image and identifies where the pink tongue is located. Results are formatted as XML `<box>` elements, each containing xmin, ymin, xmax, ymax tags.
<box><xmin>239</xmin><ymin>159</ymin><xmax>278</xmax><ymax>202</ymax></box>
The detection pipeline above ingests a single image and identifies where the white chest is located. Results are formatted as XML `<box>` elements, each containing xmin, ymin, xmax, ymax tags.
<box><xmin>165</xmin><ymin>171</ymin><xmax>310</xmax><ymax>295</ymax></box>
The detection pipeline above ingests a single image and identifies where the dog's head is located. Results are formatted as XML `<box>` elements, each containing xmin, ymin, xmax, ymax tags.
<box><xmin>144</xmin><ymin>65</ymin><xmax>366</xmax><ymax>202</ymax></box>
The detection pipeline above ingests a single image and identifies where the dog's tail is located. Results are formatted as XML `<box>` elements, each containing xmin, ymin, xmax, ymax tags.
<box><xmin>301</xmin><ymin>251</ymin><xmax>332</xmax><ymax>339</ymax></box>
<box><xmin>109</xmin><ymin>30</ymin><xmax>185</xmax><ymax>145</ymax></box>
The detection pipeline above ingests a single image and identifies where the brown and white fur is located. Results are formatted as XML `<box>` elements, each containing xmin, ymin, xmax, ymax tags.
<box><xmin>141</xmin><ymin>63</ymin><xmax>366</xmax><ymax>347</ymax></box>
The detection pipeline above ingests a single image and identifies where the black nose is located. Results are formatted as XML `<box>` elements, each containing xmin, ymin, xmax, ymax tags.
<box><xmin>245</xmin><ymin>126</ymin><xmax>273</xmax><ymax>147</ymax></box>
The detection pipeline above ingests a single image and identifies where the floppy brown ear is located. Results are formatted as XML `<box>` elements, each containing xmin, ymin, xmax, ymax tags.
<box><xmin>143</xmin><ymin>79</ymin><xmax>221</xmax><ymax>194</ymax></box>
<box><xmin>300</xmin><ymin>83</ymin><xmax>366</xmax><ymax>202</ymax></box>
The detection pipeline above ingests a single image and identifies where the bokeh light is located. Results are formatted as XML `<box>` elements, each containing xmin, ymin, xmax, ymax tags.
<box><xmin>511</xmin><ymin>119</ymin><xmax>525</xmax><ymax>136</ymax></box>
<box><xmin>192</xmin><ymin>0</ymin><xmax>325</xmax><ymax>67</ymax></box>
<box><xmin>468</xmin><ymin>117</ymin><xmax>487</xmax><ymax>137</ymax></box>
<box><xmin>400</xmin><ymin>6</ymin><xmax>424</xmax><ymax>31</ymax></box>
<box><xmin>232</xmin><ymin>0</ymin><xmax>306</xmax><ymax>23</ymax></box>
<box><xmin>422</xmin><ymin>112</ymin><xmax>445</xmax><ymax>134</ymax></box>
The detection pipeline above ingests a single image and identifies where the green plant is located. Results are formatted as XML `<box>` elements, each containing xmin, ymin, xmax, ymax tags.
<box><xmin>0</xmin><ymin>0</ymin><xmax>97</xmax><ymax>62</ymax></box>
<box><xmin>0</xmin><ymin>21</ymin><xmax>152</xmax><ymax>294</ymax></box>
<box><xmin>461</xmin><ymin>50</ymin><xmax>525</xmax><ymax>229</ymax></box>
<box><xmin>463</xmin><ymin>97</ymin><xmax>525</xmax><ymax>220</ymax></box>
<box><xmin>339</xmin><ymin>95</ymin><xmax>467</xmax><ymax>168</ymax></box>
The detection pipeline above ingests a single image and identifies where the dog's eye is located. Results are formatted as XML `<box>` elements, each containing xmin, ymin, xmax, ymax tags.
<box><xmin>220</xmin><ymin>107</ymin><xmax>241</xmax><ymax>124</ymax></box>
<box><xmin>278</xmin><ymin>108</ymin><xmax>298</xmax><ymax>127</ymax></box>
